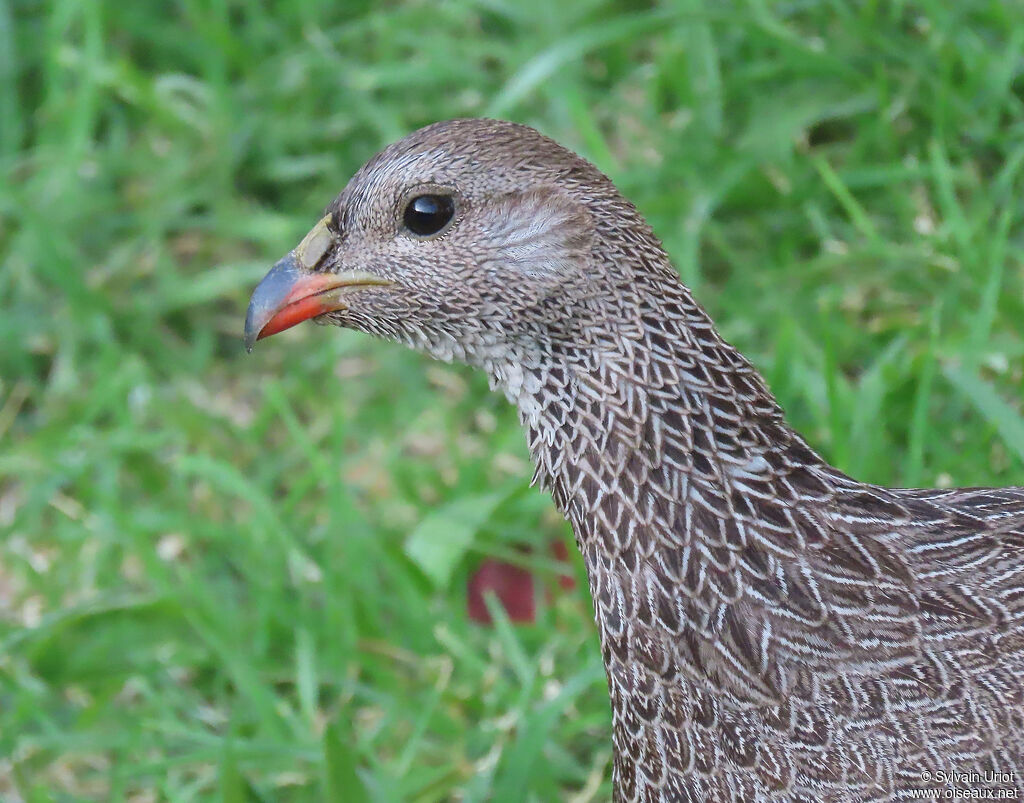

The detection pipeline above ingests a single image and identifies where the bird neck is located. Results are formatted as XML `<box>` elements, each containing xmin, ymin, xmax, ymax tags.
<box><xmin>495</xmin><ymin>269</ymin><xmax>841</xmax><ymax>702</ymax></box>
<box><xmin>512</xmin><ymin>274</ymin><xmax>823</xmax><ymax>526</ymax></box>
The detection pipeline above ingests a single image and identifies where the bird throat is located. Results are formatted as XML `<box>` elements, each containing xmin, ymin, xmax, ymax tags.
<box><xmin>499</xmin><ymin>273</ymin><xmax>837</xmax><ymax>702</ymax></box>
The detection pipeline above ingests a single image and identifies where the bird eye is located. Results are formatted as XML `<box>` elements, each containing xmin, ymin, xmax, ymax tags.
<box><xmin>403</xmin><ymin>194</ymin><xmax>455</xmax><ymax>237</ymax></box>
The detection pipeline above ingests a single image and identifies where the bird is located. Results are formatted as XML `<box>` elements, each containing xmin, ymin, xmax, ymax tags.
<box><xmin>245</xmin><ymin>119</ymin><xmax>1024</xmax><ymax>802</ymax></box>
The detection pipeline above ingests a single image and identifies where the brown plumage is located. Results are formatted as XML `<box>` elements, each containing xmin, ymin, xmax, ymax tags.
<box><xmin>246</xmin><ymin>119</ymin><xmax>1024</xmax><ymax>801</ymax></box>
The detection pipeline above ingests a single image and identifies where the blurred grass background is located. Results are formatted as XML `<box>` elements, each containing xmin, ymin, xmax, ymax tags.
<box><xmin>2</xmin><ymin>0</ymin><xmax>1023</xmax><ymax>800</ymax></box>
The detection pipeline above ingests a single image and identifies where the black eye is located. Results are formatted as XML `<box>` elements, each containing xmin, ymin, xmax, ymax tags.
<box><xmin>403</xmin><ymin>194</ymin><xmax>455</xmax><ymax>237</ymax></box>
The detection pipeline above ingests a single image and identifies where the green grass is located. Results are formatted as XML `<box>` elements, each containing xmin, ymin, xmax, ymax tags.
<box><xmin>2</xmin><ymin>0</ymin><xmax>1023</xmax><ymax>799</ymax></box>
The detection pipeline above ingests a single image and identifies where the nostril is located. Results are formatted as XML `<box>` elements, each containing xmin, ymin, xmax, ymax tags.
<box><xmin>295</xmin><ymin>215</ymin><xmax>334</xmax><ymax>271</ymax></box>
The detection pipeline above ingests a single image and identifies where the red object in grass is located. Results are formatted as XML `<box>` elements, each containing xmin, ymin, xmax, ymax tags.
<box><xmin>466</xmin><ymin>540</ymin><xmax>576</xmax><ymax>625</ymax></box>
<box><xmin>550</xmin><ymin>539</ymin><xmax>577</xmax><ymax>591</ymax></box>
<box><xmin>467</xmin><ymin>558</ymin><xmax>535</xmax><ymax>624</ymax></box>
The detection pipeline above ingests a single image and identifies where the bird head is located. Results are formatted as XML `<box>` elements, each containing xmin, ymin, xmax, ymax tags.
<box><xmin>245</xmin><ymin>119</ymin><xmax>657</xmax><ymax>376</ymax></box>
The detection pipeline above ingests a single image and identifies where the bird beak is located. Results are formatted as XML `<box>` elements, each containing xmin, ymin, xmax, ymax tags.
<box><xmin>244</xmin><ymin>215</ymin><xmax>390</xmax><ymax>352</ymax></box>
